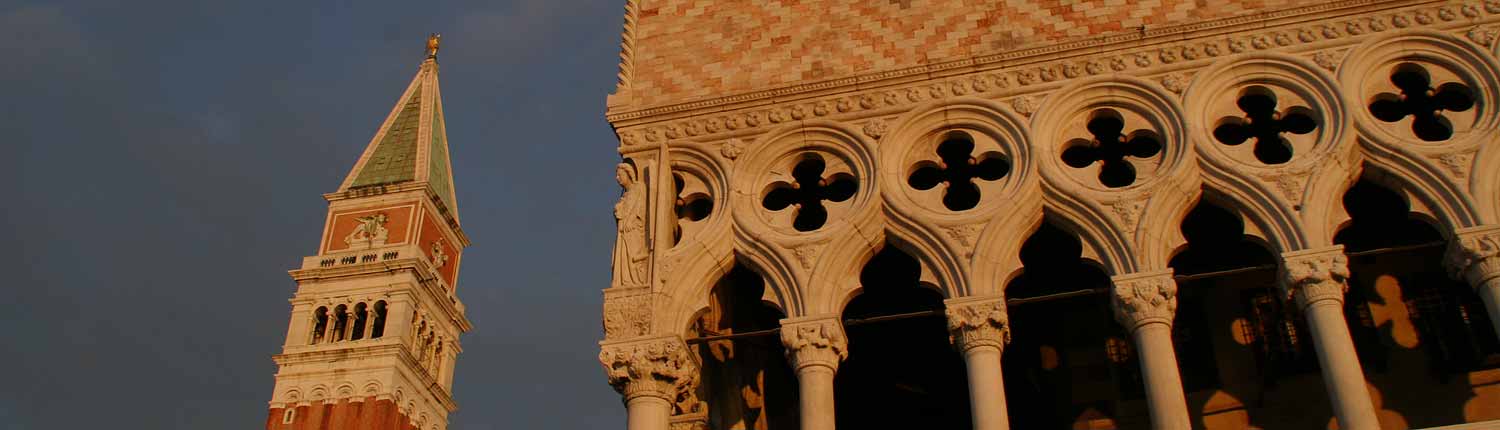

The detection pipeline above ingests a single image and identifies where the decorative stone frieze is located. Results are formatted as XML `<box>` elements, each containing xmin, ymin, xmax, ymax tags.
<box><xmin>779</xmin><ymin>317</ymin><xmax>848</xmax><ymax>372</ymax></box>
<box><xmin>1446</xmin><ymin>225</ymin><xmax>1500</xmax><ymax>287</ymax></box>
<box><xmin>602</xmin><ymin>288</ymin><xmax>652</xmax><ymax>340</ymax></box>
<box><xmin>1280</xmin><ymin>246</ymin><xmax>1352</xmax><ymax>308</ymax></box>
<box><xmin>944</xmin><ymin>297</ymin><xmax>1011</xmax><ymax>352</ymax></box>
<box><xmin>599</xmin><ymin>336</ymin><xmax>699</xmax><ymax>406</ymax></box>
<box><xmin>1110</xmin><ymin>270</ymin><xmax>1179</xmax><ymax>330</ymax></box>
<box><xmin>609</xmin><ymin>1</ymin><xmax>1500</xmax><ymax>137</ymax></box>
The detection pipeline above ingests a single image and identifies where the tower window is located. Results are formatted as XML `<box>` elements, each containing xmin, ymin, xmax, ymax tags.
<box><xmin>310</xmin><ymin>306</ymin><xmax>329</xmax><ymax>345</ymax></box>
<box><xmin>282</xmin><ymin>408</ymin><xmax>295</xmax><ymax>424</ymax></box>
<box><xmin>372</xmin><ymin>301</ymin><xmax>388</xmax><ymax>339</ymax></box>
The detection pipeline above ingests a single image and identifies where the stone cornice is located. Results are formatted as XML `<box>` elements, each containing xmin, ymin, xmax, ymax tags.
<box><xmin>607</xmin><ymin>0</ymin><xmax>1498</xmax><ymax>142</ymax></box>
<box><xmin>1110</xmin><ymin>270</ymin><xmax>1179</xmax><ymax>331</ymax></box>
<box><xmin>1447</xmin><ymin>225</ymin><xmax>1500</xmax><ymax>287</ymax></box>
<box><xmin>1280</xmin><ymin>246</ymin><xmax>1352</xmax><ymax>308</ymax></box>
<box><xmin>779</xmin><ymin>316</ymin><xmax>848</xmax><ymax>372</ymax></box>
<box><xmin>944</xmin><ymin>296</ymin><xmax>1011</xmax><ymax>352</ymax></box>
<box><xmin>271</xmin><ymin>342</ymin><xmax>457</xmax><ymax>411</ymax></box>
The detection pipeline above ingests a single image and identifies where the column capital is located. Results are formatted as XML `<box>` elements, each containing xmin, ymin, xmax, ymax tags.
<box><xmin>944</xmin><ymin>296</ymin><xmax>1010</xmax><ymax>352</ymax></box>
<box><xmin>1446</xmin><ymin>225</ymin><xmax>1500</xmax><ymax>288</ymax></box>
<box><xmin>1110</xmin><ymin>270</ymin><xmax>1178</xmax><ymax>331</ymax></box>
<box><xmin>599</xmin><ymin>335</ymin><xmax>699</xmax><ymax>406</ymax></box>
<box><xmin>779</xmin><ymin>316</ymin><xmax>847</xmax><ymax>372</ymax></box>
<box><xmin>1280</xmin><ymin>246</ymin><xmax>1350</xmax><ymax>309</ymax></box>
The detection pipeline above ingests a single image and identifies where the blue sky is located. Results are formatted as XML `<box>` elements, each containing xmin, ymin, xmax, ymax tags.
<box><xmin>1</xmin><ymin>1</ymin><xmax>626</xmax><ymax>427</ymax></box>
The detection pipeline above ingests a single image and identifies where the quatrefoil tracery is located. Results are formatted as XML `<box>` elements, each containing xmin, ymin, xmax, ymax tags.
<box><xmin>907</xmin><ymin>133</ymin><xmax>1011</xmax><ymax>211</ymax></box>
<box><xmin>1212</xmin><ymin>86</ymin><xmax>1318</xmax><ymax>165</ymax></box>
<box><xmin>1061</xmin><ymin>109</ymin><xmax>1163</xmax><ymax>188</ymax></box>
<box><xmin>762</xmin><ymin>155</ymin><xmax>857</xmax><ymax>232</ymax></box>
<box><xmin>1369</xmin><ymin>63</ymin><xmax>1476</xmax><ymax>142</ymax></box>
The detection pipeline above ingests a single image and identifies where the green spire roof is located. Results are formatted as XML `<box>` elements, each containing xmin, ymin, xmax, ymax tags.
<box><xmin>338</xmin><ymin>57</ymin><xmax>460</xmax><ymax>220</ymax></box>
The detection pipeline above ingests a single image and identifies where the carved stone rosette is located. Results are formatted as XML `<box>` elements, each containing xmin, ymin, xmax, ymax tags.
<box><xmin>599</xmin><ymin>336</ymin><xmax>699</xmax><ymax>405</ymax></box>
<box><xmin>944</xmin><ymin>297</ymin><xmax>1011</xmax><ymax>352</ymax></box>
<box><xmin>1110</xmin><ymin>270</ymin><xmax>1179</xmax><ymax>331</ymax></box>
<box><xmin>779</xmin><ymin>317</ymin><xmax>848</xmax><ymax>372</ymax></box>
<box><xmin>1446</xmin><ymin>225</ymin><xmax>1500</xmax><ymax>289</ymax></box>
<box><xmin>1280</xmin><ymin>246</ymin><xmax>1351</xmax><ymax>309</ymax></box>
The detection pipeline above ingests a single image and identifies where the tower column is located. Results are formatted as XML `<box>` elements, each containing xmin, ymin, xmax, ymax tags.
<box><xmin>945</xmin><ymin>296</ymin><xmax>1011</xmax><ymax>430</ymax></box>
<box><xmin>600</xmin><ymin>336</ymin><xmax>699</xmax><ymax>430</ymax></box>
<box><xmin>1280</xmin><ymin>246</ymin><xmax>1379</xmax><ymax>430</ymax></box>
<box><xmin>342</xmin><ymin>308</ymin><xmax>357</xmax><ymax>341</ymax></box>
<box><xmin>322</xmin><ymin>306</ymin><xmax>337</xmax><ymax>343</ymax></box>
<box><xmin>1110</xmin><ymin>270</ymin><xmax>1190</xmax><ymax>430</ymax></box>
<box><xmin>780</xmin><ymin>316</ymin><xmax>847</xmax><ymax>430</ymax></box>
<box><xmin>362</xmin><ymin>304</ymin><xmax>377</xmax><ymax>339</ymax></box>
<box><xmin>1447</xmin><ymin>225</ymin><xmax>1500</xmax><ymax>340</ymax></box>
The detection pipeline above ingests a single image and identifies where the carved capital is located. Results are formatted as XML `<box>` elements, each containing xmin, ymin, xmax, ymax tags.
<box><xmin>599</xmin><ymin>336</ymin><xmax>698</xmax><ymax>404</ymax></box>
<box><xmin>944</xmin><ymin>296</ymin><xmax>1010</xmax><ymax>352</ymax></box>
<box><xmin>779</xmin><ymin>317</ymin><xmax>847</xmax><ymax>372</ymax></box>
<box><xmin>1280</xmin><ymin>246</ymin><xmax>1350</xmax><ymax>309</ymax></box>
<box><xmin>1446</xmin><ymin>226</ymin><xmax>1500</xmax><ymax>289</ymax></box>
<box><xmin>1110</xmin><ymin>270</ymin><xmax>1178</xmax><ymax>330</ymax></box>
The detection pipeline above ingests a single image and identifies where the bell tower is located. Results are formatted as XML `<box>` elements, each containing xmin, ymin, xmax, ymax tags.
<box><xmin>266</xmin><ymin>34</ymin><xmax>471</xmax><ymax>430</ymax></box>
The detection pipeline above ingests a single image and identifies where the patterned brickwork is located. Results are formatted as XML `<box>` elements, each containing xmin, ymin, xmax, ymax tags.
<box><xmin>623</xmin><ymin>0</ymin><xmax>1315</xmax><ymax>107</ymax></box>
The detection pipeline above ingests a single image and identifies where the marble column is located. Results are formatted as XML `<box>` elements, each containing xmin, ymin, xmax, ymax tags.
<box><xmin>1110</xmin><ymin>270</ymin><xmax>1190</xmax><ymax>430</ymax></box>
<box><xmin>1280</xmin><ymin>246</ymin><xmax>1379</xmax><ymax>430</ymax></box>
<box><xmin>363</xmin><ymin>305</ymin><xmax>377</xmax><ymax>340</ymax></box>
<box><xmin>600</xmin><ymin>336</ymin><xmax>699</xmax><ymax>430</ymax></box>
<box><xmin>1446</xmin><ymin>225</ymin><xmax>1500</xmax><ymax>341</ymax></box>
<box><xmin>945</xmin><ymin>296</ymin><xmax>1012</xmax><ymax>430</ymax></box>
<box><xmin>322</xmin><ymin>306</ymin><xmax>338</xmax><ymax>343</ymax></box>
<box><xmin>780</xmin><ymin>316</ymin><xmax>847</xmax><ymax>430</ymax></box>
<box><xmin>343</xmin><ymin>310</ymin><xmax>357</xmax><ymax>341</ymax></box>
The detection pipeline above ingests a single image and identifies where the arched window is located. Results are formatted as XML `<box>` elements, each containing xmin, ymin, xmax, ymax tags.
<box><xmin>281</xmin><ymin>408</ymin><xmax>295</xmax><ymax>424</ymax></box>
<box><xmin>310</xmin><ymin>306</ymin><xmax>329</xmax><ymax>344</ymax></box>
<box><xmin>332</xmin><ymin>304</ymin><xmax>349</xmax><ymax>342</ymax></box>
<box><xmin>350</xmin><ymin>303</ymin><xmax>368</xmax><ymax>340</ymax></box>
<box><xmin>371</xmin><ymin>301</ymin><xmax>388</xmax><ymax>339</ymax></box>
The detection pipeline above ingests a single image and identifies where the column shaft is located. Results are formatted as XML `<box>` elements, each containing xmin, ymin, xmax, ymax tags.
<box><xmin>625</xmin><ymin>396</ymin><xmax>672</xmax><ymax>430</ymax></box>
<box><xmin>1133</xmin><ymin>323</ymin><xmax>1190</xmax><ymax>430</ymax></box>
<box><xmin>781</xmin><ymin>317</ymin><xmax>848</xmax><ymax>430</ymax></box>
<box><xmin>962</xmin><ymin>346</ymin><xmax>1009</xmax><ymax>430</ymax></box>
<box><xmin>796</xmin><ymin>366</ymin><xmax>837</xmax><ymax>430</ymax></box>
<box><xmin>946</xmin><ymin>297</ymin><xmax>1013</xmax><ymax>430</ymax></box>
<box><xmin>363</xmin><ymin>308</ymin><xmax>376</xmax><ymax>340</ymax></box>
<box><xmin>1110</xmin><ymin>270</ymin><xmax>1189</xmax><ymax>430</ymax></box>
<box><xmin>1281</xmin><ymin>246</ymin><xmax>1379</xmax><ymax>430</ymax></box>
<box><xmin>1481</xmin><ymin>279</ymin><xmax>1500</xmax><ymax>341</ymax></box>
<box><xmin>1304</xmin><ymin>301</ymin><xmax>1380</xmax><ymax>430</ymax></box>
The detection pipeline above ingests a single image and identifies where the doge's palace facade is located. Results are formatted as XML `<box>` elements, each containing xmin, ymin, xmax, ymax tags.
<box><xmin>598</xmin><ymin>1</ymin><xmax>1500</xmax><ymax>429</ymax></box>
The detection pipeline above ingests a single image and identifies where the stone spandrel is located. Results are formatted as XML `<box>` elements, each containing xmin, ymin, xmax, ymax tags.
<box><xmin>617</xmin><ymin>0</ymin><xmax>1317</xmax><ymax>107</ymax></box>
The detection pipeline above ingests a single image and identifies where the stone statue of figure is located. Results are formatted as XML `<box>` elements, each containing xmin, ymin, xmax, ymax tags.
<box><xmin>344</xmin><ymin>213</ymin><xmax>390</xmax><ymax>248</ymax></box>
<box><xmin>430</xmin><ymin>239</ymin><xmax>450</xmax><ymax>269</ymax></box>
<box><xmin>613</xmin><ymin>163</ymin><xmax>649</xmax><ymax>287</ymax></box>
<box><xmin>426</xmin><ymin>33</ymin><xmax>441</xmax><ymax>58</ymax></box>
